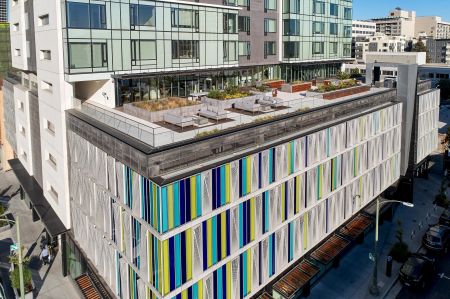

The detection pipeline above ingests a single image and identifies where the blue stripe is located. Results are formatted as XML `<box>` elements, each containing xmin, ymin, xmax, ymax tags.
<box><xmin>174</xmin><ymin>182</ymin><xmax>180</xmax><ymax>227</ymax></box>
<box><xmin>220</xmin><ymin>166</ymin><xmax>226</xmax><ymax>206</ymax></box>
<box><xmin>185</xmin><ymin>178</ymin><xmax>191</xmax><ymax>222</ymax></box>
<box><xmin>181</xmin><ymin>231</ymin><xmax>187</xmax><ymax>283</ymax></box>
<box><xmin>239</xmin><ymin>203</ymin><xmax>244</xmax><ymax>248</ymax></box>
<box><xmin>169</xmin><ymin>237</ymin><xmax>175</xmax><ymax>291</ymax></box>
<box><xmin>202</xmin><ymin>221</ymin><xmax>208</xmax><ymax>270</ymax></box>
<box><xmin>212</xmin><ymin>216</ymin><xmax>218</xmax><ymax>264</ymax></box>
<box><xmin>239</xmin><ymin>159</ymin><xmax>243</xmax><ymax>197</ymax></box>
<box><xmin>217</xmin><ymin>213</ymin><xmax>222</xmax><ymax>261</ymax></box>
<box><xmin>226</xmin><ymin>210</ymin><xmax>231</xmax><ymax>256</ymax></box>
<box><xmin>212</xmin><ymin>168</ymin><xmax>217</xmax><ymax>209</ymax></box>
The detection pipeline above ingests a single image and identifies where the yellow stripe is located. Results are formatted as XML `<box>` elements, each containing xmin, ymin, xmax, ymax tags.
<box><xmin>303</xmin><ymin>213</ymin><xmax>308</xmax><ymax>251</ymax></box>
<box><xmin>221</xmin><ymin>213</ymin><xmax>227</xmax><ymax>259</ymax></box>
<box><xmin>246</xmin><ymin>156</ymin><xmax>251</xmax><ymax>193</ymax></box>
<box><xmin>250</xmin><ymin>197</ymin><xmax>255</xmax><ymax>241</ymax></box>
<box><xmin>281</xmin><ymin>183</ymin><xmax>285</xmax><ymax>220</ymax></box>
<box><xmin>226</xmin><ymin>262</ymin><xmax>232</xmax><ymax>299</ymax></box>
<box><xmin>190</xmin><ymin>176</ymin><xmax>196</xmax><ymax>220</ymax></box>
<box><xmin>198</xmin><ymin>279</ymin><xmax>203</xmax><ymax>299</ymax></box>
<box><xmin>247</xmin><ymin>249</ymin><xmax>252</xmax><ymax>293</ymax></box>
<box><xmin>182</xmin><ymin>289</ymin><xmax>188</xmax><ymax>299</ymax></box>
<box><xmin>225</xmin><ymin>163</ymin><xmax>231</xmax><ymax>203</ymax></box>
<box><xmin>167</xmin><ymin>184</ymin><xmax>174</xmax><ymax>229</ymax></box>
<box><xmin>186</xmin><ymin>228</ymin><xmax>192</xmax><ymax>280</ymax></box>
<box><xmin>162</xmin><ymin>240</ymin><xmax>170</xmax><ymax>295</ymax></box>
<box><xmin>207</xmin><ymin>219</ymin><xmax>212</xmax><ymax>267</ymax></box>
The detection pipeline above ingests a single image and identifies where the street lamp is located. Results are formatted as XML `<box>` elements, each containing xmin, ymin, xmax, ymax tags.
<box><xmin>0</xmin><ymin>215</ymin><xmax>25</xmax><ymax>299</ymax></box>
<box><xmin>369</xmin><ymin>198</ymin><xmax>414</xmax><ymax>296</ymax></box>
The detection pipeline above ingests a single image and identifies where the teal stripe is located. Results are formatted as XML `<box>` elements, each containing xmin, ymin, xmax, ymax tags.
<box><xmin>289</xmin><ymin>222</ymin><xmax>294</xmax><ymax>261</ymax></box>
<box><xmin>153</xmin><ymin>237</ymin><xmax>159</xmax><ymax>288</ymax></box>
<box><xmin>217</xmin><ymin>267</ymin><xmax>223</xmax><ymax>299</ymax></box>
<box><xmin>242</xmin><ymin>158</ymin><xmax>247</xmax><ymax>195</ymax></box>
<box><xmin>174</xmin><ymin>182</ymin><xmax>180</xmax><ymax>227</ymax></box>
<box><xmin>212</xmin><ymin>216</ymin><xmax>218</xmax><ymax>264</ymax></box>
<box><xmin>175</xmin><ymin>234</ymin><xmax>181</xmax><ymax>287</ymax></box>
<box><xmin>268</xmin><ymin>236</ymin><xmax>273</xmax><ymax>276</ymax></box>
<box><xmin>196</xmin><ymin>174</ymin><xmax>202</xmax><ymax>217</ymax></box>
<box><xmin>192</xmin><ymin>282</ymin><xmax>198</xmax><ymax>299</ymax></box>
<box><xmin>264</xmin><ymin>191</ymin><xmax>269</xmax><ymax>232</ymax></box>
<box><xmin>290</xmin><ymin>142</ymin><xmax>294</xmax><ymax>173</ymax></box>
<box><xmin>156</xmin><ymin>186</ymin><xmax>161</xmax><ymax>232</ymax></box>
<box><xmin>242</xmin><ymin>251</ymin><xmax>247</xmax><ymax>295</ymax></box>
<box><xmin>161</xmin><ymin>186</ymin><xmax>168</xmax><ymax>232</ymax></box>
<box><xmin>268</xmin><ymin>150</ymin><xmax>273</xmax><ymax>183</ymax></box>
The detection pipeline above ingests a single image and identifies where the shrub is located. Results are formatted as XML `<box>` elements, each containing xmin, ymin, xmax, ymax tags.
<box><xmin>134</xmin><ymin>97</ymin><xmax>199</xmax><ymax>111</ymax></box>
<box><xmin>253</xmin><ymin>115</ymin><xmax>274</xmax><ymax>123</ymax></box>
<box><xmin>297</xmin><ymin>107</ymin><xmax>311</xmax><ymax>112</ymax></box>
<box><xmin>10</xmin><ymin>266</ymin><xmax>33</xmax><ymax>293</ymax></box>
<box><xmin>389</xmin><ymin>241</ymin><xmax>410</xmax><ymax>263</ymax></box>
<box><xmin>196</xmin><ymin>128</ymin><xmax>220</xmax><ymax>138</ymax></box>
<box><xmin>337</xmin><ymin>71</ymin><xmax>351</xmax><ymax>80</ymax></box>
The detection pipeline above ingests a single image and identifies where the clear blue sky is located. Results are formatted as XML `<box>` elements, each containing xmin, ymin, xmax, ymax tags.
<box><xmin>353</xmin><ymin>0</ymin><xmax>450</xmax><ymax>21</ymax></box>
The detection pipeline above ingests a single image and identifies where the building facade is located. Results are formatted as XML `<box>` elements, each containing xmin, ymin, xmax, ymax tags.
<box><xmin>415</xmin><ymin>16</ymin><xmax>450</xmax><ymax>39</ymax></box>
<box><xmin>352</xmin><ymin>20</ymin><xmax>376</xmax><ymax>38</ymax></box>
<box><xmin>353</xmin><ymin>33</ymin><xmax>407</xmax><ymax>62</ymax></box>
<box><xmin>426</xmin><ymin>39</ymin><xmax>450</xmax><ymax>64</ymax></box>
<box><xmin>0</xmin><ymin>0</ymin><xmax>7</xmax><ymax>23</ymax></box>
<box><xmin>371</xmin><ymin>8</ymin><xmax>416</xmax><ymax>38</ymax></box>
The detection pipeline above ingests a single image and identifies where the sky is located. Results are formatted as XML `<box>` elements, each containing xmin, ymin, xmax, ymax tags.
<box><xmin>353</xmin><ymin>0</ymin><xmax>450</xmax><ymax>21</ymax></box>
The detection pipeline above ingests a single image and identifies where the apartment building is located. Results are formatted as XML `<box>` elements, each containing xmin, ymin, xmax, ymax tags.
<box><xmin>352</xmin><ymin>20</ymin><xmax>376</xmax><ymax>38</ymax></box>
<box><xmin>371</xmin><ymin>8</ymin><xmax>416</xmax><ymax>38</ymax></box>
<box><xmin>2</xmin><ymin>1</ymin><xmax>442</xmax><ymax>299</ymax></box>
<box><xmin>426</xmin><ymin>39</ymin><xmax>450</xmax><ymax>64</ymax></box>
<box><xmin>0</xmin><ymin>0</ymin><xmax>7</xmax><ymax>23</ymax></box>
<box><xmin>416</xmin><ymin>16</ymin><xmax>450</xmax><ymax>39</ymax></box>
<box><xmin>354</xmin><ymin>33</ymin><xmax>407</xmax><ymax>62</ymax></box>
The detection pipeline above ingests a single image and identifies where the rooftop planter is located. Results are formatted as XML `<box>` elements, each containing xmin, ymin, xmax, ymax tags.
<box><xmin>203</xmin><ymin>87</ymin><xmax>254</xmax><ymax>109</ymax></box>
<box><xmin>321</xmin><ymin>85</ymin><xmax>371</xmax><ymax>100</ymax></box>
<box><xmin>123</xmin><ymin>97</ymin><xmax>202</xmax><ymax>122</ymax></box>
<box><xmin>281</xmin><ymin>81</ymin><xmax>312</xmax><ymax>93</ymax></box>
<box><xmin>263</xmin><ymin>79</ymin><xmax>285</xmax><ymax>89</ymax></box>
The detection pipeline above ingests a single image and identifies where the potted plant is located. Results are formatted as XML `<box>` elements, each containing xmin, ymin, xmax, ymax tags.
<box><xmin>10</xmin><ymin>266</ymin><xmax>34</xmax><ymax>299</ymax></box>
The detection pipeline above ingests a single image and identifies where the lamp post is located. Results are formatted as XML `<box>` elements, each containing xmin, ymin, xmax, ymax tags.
<box><xmin>369</xmin><ymin>198</ymin><xmax>414</xmax><ymax>296</ymax></box>
<box><xmin>0</xmin><ymin>215</ymin><xmax>25</xmax><ymax>299</ymax></box>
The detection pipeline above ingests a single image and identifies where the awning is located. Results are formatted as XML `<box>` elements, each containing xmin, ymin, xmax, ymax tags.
<box><xmin>8</xmin><ymin>159</ymin><xmax>68</xmax><ymax>237</ymax></box>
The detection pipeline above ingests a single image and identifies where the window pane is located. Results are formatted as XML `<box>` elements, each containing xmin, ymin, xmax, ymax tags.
<box><xmin>238</xmin><ymin>16</ymin><xmax>250</xmax><ymax>33</ymax></box>
<box><xmin>90</xmin><ymin>4</ymin><xmax>106</xmax><ymax>29</ymax></box>
<box><xmin>237</xmin><ymin>0</ymin><xmax>249</xmax><ymax>7</ymax></box>
<box><xmin>313</xmin><ymin>42</ymin><xmax>324</xmax><ymax>54</ymax></box>
<box><xmin>330</xmin><ymin>42</ymin><xmax>338</xmax><ymax>54</ymax></box>
<box><xmin>238</xmin><ymin>42</ymin><xmax>250</xmax><ymax>56</ymax></box>
<box><xmin>344</xmin><ymin>8</ymin><xmax>352</xmax><ymax>20</ymax></box>
<box><xmin>140</xmin><ymin>41</ymin><xmax>156</xmax><ymax>60</ymax></box>
<box><xmin>330</xmin><ymin>3</ymin><xmax>338</xmax><ymax>16</ymax></box>
<box><xmin>67</xmin><ymin>2</ymin><xmax>90</xmax><ymax>28</ymax></box>
<box><xmin>284</xmin><ymin>42</ymin><xmax>298</xmax><ymax>58</ymax></box>
<box><xmin>264</xmin><ymin>0</ymin><xmax>276</xmax><ymax>10</ymax></box>
<box><xmin>313</xmin><ymin>1</ymin><xmax>325</xmax><ymax>14</ymax></box>
<box><xmin>283</xmin><ymin>0</ymin><xmax>300</xmax><ymax>13</ymax></box>
<box><xmin>264</xmin><ymin>19</ymin><xmax>276</xmax><ymax>33</ymax></box>
<box><xmin>69</xmin><ymin>43</ymin><xmax>91</xmax><ymax>68</ymax></box>
<box><xmin>224</xmin><ymin>41</ymin><xmax>237</xmax><ymax>61</ymax></box>
<box><xmin>172</xmin><ymin>40</ymin><xmax>199</xmax><ymax>59</ymax></box>
<box><xmin>265</xmin><ymin>41</ymin><xmax>276</xmax><ymax>55</ymax></box>
<box><xmin>330</xmin><ymin>23</ymin><xmax>338</xmax><ymax>35</ymax></box>
<box><xmin>92</xmin><ymin>43</ymin><xmax>106</xmax><ymax>67</ymax></box>
<box><xmin>284</xmin><ymin>19</ymin><xmax>299</xmax><ymax>35</ymax></box>
<box><xmin>313</xmin><ymin>21</ymin><xmax>324</xmax><ymax>34</ymax></box>
<box><xmin>224</xmin><ymin>14</ymin><xmax>237</xmax><ymax>33</ymax></box>
<box><xmin>131</xmin><ymin>4</ymin><xmax>155</xmax><ymax>26</ymax></box>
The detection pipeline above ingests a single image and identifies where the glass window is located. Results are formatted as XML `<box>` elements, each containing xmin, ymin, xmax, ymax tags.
<box><xmin>172</xmin><ymin>40</ymin><xmax>199</xmax><ymax>59</ymax></box>
<box><xmin>223</xmin><ymin>41</ymin><xmax>237</xmax><ymax>61</ymax></box>
<box><xmin>330</xmin><ymin>42</ymin><xmax>338</xmax><ymax>54</ymax></box>
<box><xmin>313</xmin><ymin>21</ymin><xmax>325</xmax><ymax>34</ymax></box>
<box><xmin>283</xmin><ymin>0</ymin><xmax>300</xmax><ymax>13</ymax></box>
<box><xmin>131</xmin><ymin>40</ymin><xmax>156</xmax><ymax>64</ymax></box>
<box><xmin>90</xmin><ymin>4</ymin><xmax>106</xmax><ymax>29</ymax></box>
<box><xmin>264</xmin><ymin>0</ymin><xmax>276</xmax><ymax>10</ymax></box>
<box><xmin>312</xmin><ymin>42</ymin><xmax>324</xmax><ymax>54</ymax></box>
<box><xmin>330</xmin><ymin>23</ymin><xmax>338</xmax><ymax>35</ymax></box>
<box><xmin>344</xmin><ymin>25</ymin><xmax>352</xmax><ymax>37</ymax></box>
<box><xmin>238</xmin><ymin>16</ymin><xmax>250</xmax><ymax>33</ymax></box>
<box><xmin>330</xmin><ymin>3</ymin><xmax>338</xmax><ymax>16</ymax></box>
<box><xmin>130</xmin><ymin>4</ymin><xmax>155</xmax><ymax>27</ymax></box>
<box><xmin>264</xmin><ymin>19</ymin><xmax>277</xmax><ymax>33</ymax></box>
<box><xmin>264</xmin><ymin>41</ymin><xmax>276</xmax><ymax>56</ymax></box>
<box><xmin>67</xmin><ymin>2</ymin><xmax>89</xmax><ymax>28</ymax></box>
<box><xmin>344</xmin><ymin>7</ymin><xmax>352</xmax><ymax>20</ymax></box>
<box><xmin>67</xmin><ymin>2</ymin><xmax>106</xmax><ymax>29</ymax></box>
<box><xmin>313</xmin><ymin>1</ymin><xmax>325</xmax><ymax>14</ymax></box>
<box><xmin>171</xmin><ymin>8</ymin><xmax>199</xmax><ymax>29</ymax></box>
<box><xmin>69</xmin><ymin>43</ymin><xmax>107</xmax><ymax>69</ymax></box>
<box><xmin>238</xmin><ymin>41</ymin><xmax>251</xmax><ymax>56</ymax></box>
<box><xmin>223</xmin><ymin>13</ymin><xmax>237</xmax><ymax>33</ymax></box>
<box><xmin>237</xmin><ymin>0</ymin><xmax>249</xmax><ymax>7</ymax></box>
<box><xmin>283</xmin><ymin>19</ymin><xmax>300</xmax><ymax>36</ymax></box>
<box><xmin>224</xmin><ymin>0</ymin><xmax>236</xmax><ymax>5</ymax></box>
<box><xmin>284</xmin><ymin>42</ymin><xmax>299</xmax><ymax>58</ymax></box>
<box><xmin>343</xmin><ymin>43</ymin><xmax>351</xmax><ymax>57</ymax></box>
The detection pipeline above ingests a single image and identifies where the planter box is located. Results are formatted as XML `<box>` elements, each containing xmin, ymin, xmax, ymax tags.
<box><xmin>123</xmin><ymin>102</ymin><xmax>203</xmax><ymax>122</ymax></box>
<box><xmin>281</xmin><ymin>82</ymin><xmax>312</xmax><ymax>93</ymax></box>
<box><xmin>13</xmin><ymin>281</ymin><xmax>34</xmax><ymax>299</ymax></box>
<box><xmin>322</xmin><ymin>85</ymin><xmax>371</xmax><ymax>100</ymax></box>
<box><xmin>202</xmin><ymin>96</ymin><xmax>257</xmax><ymax>110</ymax></box>
<box><xmin>264</xmin><ymin>80</ymin><xmax>285</xmax><ymax>89</ymax></box>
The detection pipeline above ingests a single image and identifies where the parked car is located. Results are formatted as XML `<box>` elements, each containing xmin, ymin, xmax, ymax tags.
<box><xmin>0</xmin><ymin>278</ymin><xmax>6</xmax><ymax>299</ymax></box>
<box><xmin>439</xmin><ymin>209</ymin><xmax>450</xmax><ymax>227</ymax></box>
<box><xmin>399</xmin><ymin>253</ymin><xmax>435</xmax><ymax>289</ymax></box>
<box><xmin>422</xmin><ymin>225</ymin><xmax>450</xmax><ymax>253</ymax></box>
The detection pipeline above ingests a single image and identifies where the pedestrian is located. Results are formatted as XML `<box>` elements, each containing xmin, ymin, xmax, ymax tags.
<box><xmin>40</xmin><ymin>245</ymin><xmax>49</xmax><ymax>265</ymax></box>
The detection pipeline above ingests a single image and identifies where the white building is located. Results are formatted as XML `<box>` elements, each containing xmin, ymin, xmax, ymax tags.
<box><xmin>352</xmin><ymin>20</ymin><xmax>376</xmax><ymax>38</ymax></box>
<box><xmin>416</xmin><ymin>16</ymin><xmax>450</xmax><ymax>39</ymax></box>
<box><xmin>354</xmin><ymin>33</ymin><xmax>408</xmax><ymax>62</ymax></box>
<box><xmin>371</xmin><ymin>8</ymin><xmax>416</xmax><ymax>39</ymax></box>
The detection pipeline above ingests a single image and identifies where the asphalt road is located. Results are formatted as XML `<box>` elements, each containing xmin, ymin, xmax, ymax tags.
<box><xmin>396</xmin><ymin>248</ymin><xmax>450</xmax><ymax>299</ymax></box>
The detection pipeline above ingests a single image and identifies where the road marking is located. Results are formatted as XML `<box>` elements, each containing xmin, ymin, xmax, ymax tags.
<box><xmin>438</xmin><ymin>273</ymin><xmax>450</xmax><ymax>280</ymax></box>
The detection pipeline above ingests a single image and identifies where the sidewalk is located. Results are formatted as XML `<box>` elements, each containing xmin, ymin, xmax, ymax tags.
<box><xmin>0</xmin><ymin>170</ymin><xmax>81</xmax><ymax>299</ymax></box>
<box><xmin>308</xmin><ymin>152</ymin><xmax>445</xmax><ymax>299</ymax></box>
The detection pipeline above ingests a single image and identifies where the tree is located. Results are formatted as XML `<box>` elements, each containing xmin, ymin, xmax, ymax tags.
<box><xmin>350</xmin><ymin>68</ymin><xmax>361</xmax><ymax>78</ymax></box>
<box><xmin>411</xmin><ymin>40</ymin><xmax>431</xmax><ymax>63</ymax></box>
<box><xmin>438</xmin><ymin>79</ymin><xmax>450</xmax><ymax>101</ymax></box>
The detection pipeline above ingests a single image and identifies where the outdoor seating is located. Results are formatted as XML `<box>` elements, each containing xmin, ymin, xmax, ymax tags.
<box><xmin>199</xmin><ymin>105</ymin><xmax>228</xmax><ymax>121</ymax></box>
<box><xmin>259</xmin><ymin>96</ymin><xmax>285</xmax><ymax>108</ymax></box>
<box><xmin>235</xmin><ymin>98</ymin><xmax>261</xmax><ymax>113</ymax></box>
<box><xmin>163</xmin><ymin>112</ymin><xmax>194</xmax><ymax>129</ymax></box>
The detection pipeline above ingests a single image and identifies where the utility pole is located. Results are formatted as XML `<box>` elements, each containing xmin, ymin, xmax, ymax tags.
<box><xmin>16</xmin><ymin>216</ymin><xmax>25</xmax><ymax>299</ymax></box>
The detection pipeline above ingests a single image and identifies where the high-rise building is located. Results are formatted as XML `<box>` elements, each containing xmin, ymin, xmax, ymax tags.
<box><xmin>416</xmin><ymin>16</ymin><xmax>450</xmax><ymax>39</ymax></box>
<box><xmin>371</xmin><ymin>8</ymin><xmax>416</xmax><ymax>38</ymax></box>
<box><xmin>353</xmin><ymin>33</ymin><xmax>408</xmax><ymax>62</ymax></box>
<box><xmin>0</xmin><ymin>0</ymin><xmax>8</xmax><ymax>23</ymax></box>
<box><xmin>2</xmin><ymin>1</ymin><xmax>441</xmax><ymax>299</ymax></box>
<box><xmin>352</xmin><ymin>20</ymin><xmax>376</xmax><ymax>38</ymax></box>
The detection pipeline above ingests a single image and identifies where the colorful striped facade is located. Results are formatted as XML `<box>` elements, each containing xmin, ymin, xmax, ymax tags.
<box><xmin>68</xmin><ymin>102</ymin><xmax>403</xmax><ymax>299</ymax></box>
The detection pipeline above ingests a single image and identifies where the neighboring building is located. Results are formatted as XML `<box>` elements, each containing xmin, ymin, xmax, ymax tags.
<box><xmin>3</xmin><ymin>2</ymin><xmax>441</xmax><ymax>299</ymax></box>
<box><xmin>354</xmin><ymin>33</ymin><xmax>407</xmax><ymax>62</ymax></box>
<box><xmin>352</xmin><ymin>20</ymin><xmax>376</xmax><ymax>37</ymax></box>
<box><xmin>0</xmin><ymin>23</ymin><xmax>10</xmax><ymax>76</ymax></box>
<box><xmin>419</xmin><ymin>63</ymin><xmax>450</xmax><ymax>87</ymax></box>
<box><xmin>426</xmin><ymin>39</ymin><xmax>450</xmax><ymax>64</ymax></box>
<box><xmin>0</xmin><ymin>0</ymin><xmax>7</xmax><ymax>23</ymax></box>
<box><xmin>416</xmin><ymin>16</ymin><xmax>450</xmax><ymax>39</ymax></box>
<box><xmin>0</xmin><ymin>80</ymin><xmax>15</xmax><ymax>170</ymax></box>
<box><xmin>371</xmin><ymin>8</ymin><xmax>416</xmax><ymax>38</ymax></box>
